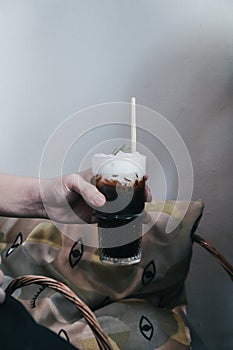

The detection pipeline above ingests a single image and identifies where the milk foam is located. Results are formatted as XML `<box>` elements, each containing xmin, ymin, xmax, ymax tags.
<box><xmin>92</xmin><ymin>151</ymin><xmax>146</xmax><ymax>185</ymax></box>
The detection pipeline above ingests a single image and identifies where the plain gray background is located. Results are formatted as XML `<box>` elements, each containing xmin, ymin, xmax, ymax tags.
<box><xmin>0</xmin><ymin>1</ymin><xmax>232</xmax><ymax>349</ymax></box>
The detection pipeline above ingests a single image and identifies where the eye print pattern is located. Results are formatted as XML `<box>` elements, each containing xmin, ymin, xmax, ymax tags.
<box><xmin>142</xmin><ymin>260</ymin><xmax>156</xmax><ymax>286</ymax></box>
<box><xmin>5</xmin><ymin>232</ymin><xmax>23</xmax><ymax>257</ymax></box>
<box><xmin>69</xmin><ymin>239</ymin><xmax>83</xmax><ymax>268</ymax></box>
<box><xmin>31</xmin><ymin>285</ymin><xmax>46</xmax><ymax>308</ymax></box>
<box><xmin>139</xmin><ymin>315</ymin><xmax>154</xmax><ymax>341</ymax></box>
<box><xmin>58</xmin><ymin>329</ymin><xmax>70</xmax><ymax>343</ymax></box>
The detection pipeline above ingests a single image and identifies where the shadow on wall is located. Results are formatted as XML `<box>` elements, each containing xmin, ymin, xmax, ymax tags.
<box><xmin>129</xmin><ymin>29</ymin><xmax>233</xmax><ymax>350</ymax></box>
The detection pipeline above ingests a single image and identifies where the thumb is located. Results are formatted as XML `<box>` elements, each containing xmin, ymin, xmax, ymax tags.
<box><xmin>70</xmin><ymin>174</ymin><xmax>106</xmax><ymax>207</ymax></box>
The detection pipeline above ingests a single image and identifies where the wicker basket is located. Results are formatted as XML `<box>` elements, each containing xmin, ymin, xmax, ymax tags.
<box><xmin>5</xmin><ymin>275</ymin><xmax>116</xmax><ymax>350</ymax></box>
<box><xmin>5</xmin><ymin>234</ymin><xmax>232</xmax><ymax>350</ymax></box>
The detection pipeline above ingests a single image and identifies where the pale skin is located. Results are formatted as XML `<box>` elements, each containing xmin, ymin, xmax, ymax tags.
<box><xmin>0</xmin><ymin>171</ymin><xmax>151</xmax><ymax>303</ymax></box>
<box><xmin>0</xmin><ymin>171</ymin><xmax>107</xmax><ymax>223</ymax></box>
<box><xmin>0</xmin><ymin>170</ymin><xmax>106</xmax><ymax>303</ymax></box>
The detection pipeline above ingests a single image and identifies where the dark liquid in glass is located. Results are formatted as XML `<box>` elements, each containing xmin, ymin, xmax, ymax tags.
<box><xmin>94</xmin><ymin>175</ymin><xmax>146</xmax><ymax>264</ymax></box>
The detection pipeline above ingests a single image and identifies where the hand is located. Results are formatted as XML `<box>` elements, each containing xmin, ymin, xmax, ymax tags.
<box><xmin>40</xmin><ymin>170</ymin><xmax>152</xmax><ymax>224</ymax></box>
<box><xmin>40</xmin><ymin>169</ymin><xmax>106</xmax><ymax>224</ymax></box>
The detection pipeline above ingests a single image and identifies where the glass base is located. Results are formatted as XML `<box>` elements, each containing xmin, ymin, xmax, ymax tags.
<box><xmin>99</xmin><ymin>251</ymin><xmax>141</xmax><ymax>265</ymax></box>
<box><xmin>97</xmin><ymin>212</ymin><xmax>144</xmax><ymax>266</ymax></box>
<box><xmin>99</xmin><ymin>237</ymin><xmax>142</xmax><ymax>265</ymax></box>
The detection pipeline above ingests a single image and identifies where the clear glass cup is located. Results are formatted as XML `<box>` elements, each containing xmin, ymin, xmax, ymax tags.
<box><xmin>92</xmin><ymin>152</ymin><xmax>146</xmax><ymax>265</ymax></box>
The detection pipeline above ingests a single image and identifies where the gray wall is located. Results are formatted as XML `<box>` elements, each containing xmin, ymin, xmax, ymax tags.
<box><xmin>0</xmin><ymin>1</ymin><xmax>232</xmax><ymax>349</ymax></box>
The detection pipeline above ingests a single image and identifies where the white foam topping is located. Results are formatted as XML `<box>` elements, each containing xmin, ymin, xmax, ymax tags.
<box><xmin>92</xmin><ymin>151</ymin><xmax>146</xmax><ymax>184</ymax></box>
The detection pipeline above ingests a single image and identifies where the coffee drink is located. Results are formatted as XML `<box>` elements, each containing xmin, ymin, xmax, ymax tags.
<box><xmin>92</xmin><ymin>151</ymin><xmax>146</xmax><ymax>265</ymax></box>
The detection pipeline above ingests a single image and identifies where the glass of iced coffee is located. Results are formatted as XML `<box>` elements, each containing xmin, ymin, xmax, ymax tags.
<box><xmin>92</xmin><ymin>151</ymin><xmax>146</xmax><ymax>265</ymax></box>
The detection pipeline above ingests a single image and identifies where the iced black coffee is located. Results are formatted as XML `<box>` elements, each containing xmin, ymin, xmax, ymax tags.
<box><xmin>92</xmin><ymin>151</ymin><xmax>146</xmax><ymax>265</ymax></box>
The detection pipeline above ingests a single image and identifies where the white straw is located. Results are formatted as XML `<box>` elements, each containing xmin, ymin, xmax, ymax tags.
<box><xmin>131</xmin><ymin>97</ymin><xmax>136</xmax><ymax>152</ymax></box>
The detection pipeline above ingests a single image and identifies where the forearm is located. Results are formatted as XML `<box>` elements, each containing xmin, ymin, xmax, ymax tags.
<box><xmin>0</xmin><ymin>174</ymin><xmax>45</xmax><ymax>218</ymax></box>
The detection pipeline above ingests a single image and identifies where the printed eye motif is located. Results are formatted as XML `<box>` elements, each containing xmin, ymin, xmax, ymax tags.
<box><xmin>69</xmin><ymin>239</ymin><xmax>83</xmax><ymax>268</ymax></box>
<box><xmin>142</xmin><ymin>260</ymin><xmax>156</xmax><ymax>286</ymax></box>
<box><xmin>58</xmin><ymin>329</ymin><xmax>70</xmax><ymax>343</ymax></box>
<box><xmin>6</xmin><ymin>232</ymin><xmax>23</xmax><ymax>257</ymax></box>
<box><xmin>139</xmin><ymin>315</ymin><xmax>154</xmax><ymax>341</ymax></box>
<box><xmin>31</xmin><ymin>285</ymin><xmax>46</xmax><ymax>309</ymax></box>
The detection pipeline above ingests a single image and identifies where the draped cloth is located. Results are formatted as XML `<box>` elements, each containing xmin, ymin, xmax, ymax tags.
<box><xmin>0</xmin><ymin>201</ymin><xmax>204</xmax><ymax>350</ymax></box>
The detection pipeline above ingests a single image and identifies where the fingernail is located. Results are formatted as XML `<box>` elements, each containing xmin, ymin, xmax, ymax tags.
<box><xmin>92</xmin><ymin>193</ymin><xmax>105</xmax><ymax>206</ymax></box>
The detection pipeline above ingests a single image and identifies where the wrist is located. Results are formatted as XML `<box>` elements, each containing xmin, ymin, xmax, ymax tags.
<box><xmin>24</xmin><ymin>177</ymin><xmax>48</xmax><ymax>219</ymax></box>
<box><xmin>15</xmin><ymin>176</ymin><xmax>48</xmax><ymax>219</ymax></box>
<box><xmin>0</xmin><ymin>174</ymin><xmax>48</xmax><ymax>219</ymax></box>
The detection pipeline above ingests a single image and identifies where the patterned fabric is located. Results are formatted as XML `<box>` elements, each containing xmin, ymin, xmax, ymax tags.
<box><xmin>0</xmin><ymin>201</ymin><xmax>204</xmax><ymax>350</ymax></box>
